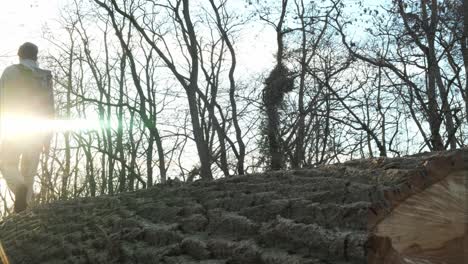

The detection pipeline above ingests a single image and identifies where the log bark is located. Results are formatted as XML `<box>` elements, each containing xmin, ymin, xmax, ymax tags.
<box><xmin>0</xmin><ymin>149</ymin><xmax>466</xmax><ymax>264</ymax></box>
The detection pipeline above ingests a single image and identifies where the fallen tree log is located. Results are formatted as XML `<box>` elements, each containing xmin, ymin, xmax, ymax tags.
<box><xmin>0</xmin><ymin>149</ymin><xmax>466</xmax><ymax>264</ymax></box>
<box><xmin>366</xmin><ymin>149</ymin><xmax>467</xmax><ymax>264</ymax></box>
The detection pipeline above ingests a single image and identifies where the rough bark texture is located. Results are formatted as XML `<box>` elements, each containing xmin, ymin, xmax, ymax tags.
<box><xmin>0</xmin><ymin>149</ymin><xmax>466</xmax><ymax>264</ymax></box>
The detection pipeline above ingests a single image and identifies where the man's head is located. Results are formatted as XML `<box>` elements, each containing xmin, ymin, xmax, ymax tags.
<box><xmin>18</xmin><ymin>42</ymin><xmax>38</xmax><ymax>61</ymax></box>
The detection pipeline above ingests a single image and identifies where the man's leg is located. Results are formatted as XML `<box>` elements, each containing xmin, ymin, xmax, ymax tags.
<box><xmin>0</xmin><ymin>149</ymin><xmax>22</xmax><ymax>191</ymax></box>
<box><xmin>0</xmin><ymin>144</ymin><xmax>26</xmax><ymax>212</ymax></box>
<box><xmin>21</xmin><ymin>148</ymin><xmax>41</xmax><ymax>204</ymax></box>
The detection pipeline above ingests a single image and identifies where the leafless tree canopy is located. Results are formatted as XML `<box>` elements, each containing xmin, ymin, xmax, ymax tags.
<box><xmin>0</xmin><ymin>0</ymin><xmax>465</xmax><ymax>216</ymax></box>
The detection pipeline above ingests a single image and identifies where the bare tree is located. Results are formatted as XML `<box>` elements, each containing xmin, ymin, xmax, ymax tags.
<box><xmin>333</xmin><ymin>0</ymin><xmax>465</xmax><ymax>151</ymax></box>
<box><xmin>259</xmin><ymin>0</ymin><xmax>295</xmax><ymax>170</ymax></box>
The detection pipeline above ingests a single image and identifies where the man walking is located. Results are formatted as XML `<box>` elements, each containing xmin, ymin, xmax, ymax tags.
<box><xmin>0</xmin><ymin>42</ymin><xmax>55</xmax><ymax>213</ymax></box>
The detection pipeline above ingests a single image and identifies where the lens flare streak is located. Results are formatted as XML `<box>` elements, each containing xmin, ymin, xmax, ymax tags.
<box><xmin>0</xmin><ymin>115</ymin><xmax>103</xmax><ymax>139</ymax></box>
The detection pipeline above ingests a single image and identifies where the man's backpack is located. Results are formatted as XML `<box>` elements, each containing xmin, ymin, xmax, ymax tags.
<box><xmin>1</xmin><ymin>64</ymin><xmax>54</xmax><ymax>117</ymax></box>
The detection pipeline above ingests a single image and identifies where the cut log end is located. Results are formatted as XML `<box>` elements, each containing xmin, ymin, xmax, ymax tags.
<box><xmin>370</xmin><ymin>170</ymin><xmax>468</xmax><ymax>264</ymax></box>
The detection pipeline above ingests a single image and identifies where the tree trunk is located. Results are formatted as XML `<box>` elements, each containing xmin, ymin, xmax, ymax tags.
<box><xmin>182</xmin><ymin>0</ymin><xmax>213</xmax><ymax>180</ymax></box>
<box><xmin>1</xmin><ymin>149</ymin><xmax>466</xmax><ymax>264</ymax></box>
<box><xmin>463</xmin><ymin>0</ymin><xmax>468</xmax><ymax>123</ymax></box>
<box><xmin>263</xmin><ymin>0</ymin><xmax>289</xmax><ymax>171</ymax></box>
<box><xmin>293</xmin><ymin>0</ymin><xmax>307</xmax><ymax>168</ymax></box>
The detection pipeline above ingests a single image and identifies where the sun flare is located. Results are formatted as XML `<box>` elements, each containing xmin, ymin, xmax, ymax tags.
<box><xmin>0</xmin><ymin>114</ymin><xmax>103</xmax><ymax>139</ymax></box>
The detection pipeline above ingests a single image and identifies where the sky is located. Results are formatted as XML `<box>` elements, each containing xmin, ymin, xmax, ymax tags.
<box><xmin>0</xmin><ymin>0</ymin><xmax>65</xmax><ymax>67</ymax></box>
<box><xmin>0</xmin><ymin>0</ymin><xmax>277</xmax><ymax>73</ymax></box>
<box><xmin>0</xmin><ymin>0</ymin><xmax>388</xmax><ymax>65</ymax></box>
<box><xmin>0</xmin><ymin>0</ymin><xmax>384</xmax><ymax>74</ymax></box>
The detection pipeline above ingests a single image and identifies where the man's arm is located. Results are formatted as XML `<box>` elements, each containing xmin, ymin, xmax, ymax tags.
<box><xmin>0</xmin><ymin>69</ymin><xmax>6</xmax><ymax>103</ymax></box>
<box><xmin>0</xmin><ymin>71</ymin><xmax>5</xmax><ymax>89</ymax></box>
<box><xmin>0</xmin><ymin>69</ymin><xmax>8</xmax><ymax>133</ymax></box>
